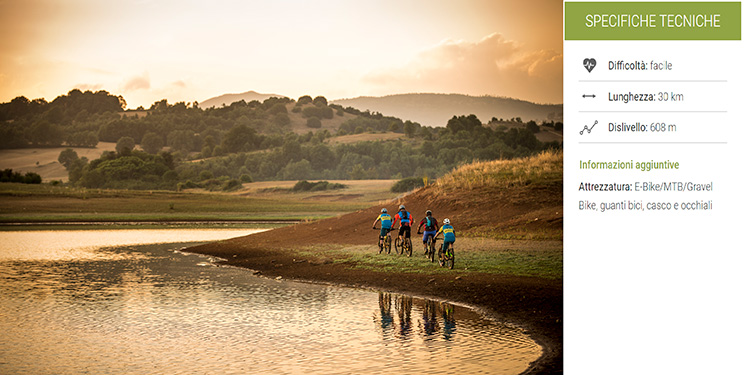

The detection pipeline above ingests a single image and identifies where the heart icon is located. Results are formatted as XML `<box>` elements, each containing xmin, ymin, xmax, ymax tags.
<box><xmin>583</xmin><ymin>58</ymin><xmax>596</xmax><ymax>73</ymax></box>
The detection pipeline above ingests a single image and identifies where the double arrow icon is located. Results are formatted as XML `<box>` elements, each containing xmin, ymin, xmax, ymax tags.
<box><xmin>582</xmin><ymin>94</ymin><xmax>596</xmax><ymax>98</ymax></box>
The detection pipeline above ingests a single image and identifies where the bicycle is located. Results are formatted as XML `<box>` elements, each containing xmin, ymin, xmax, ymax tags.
<box><xmin>373</xmin><ymin>226</ymin><xmax>392</xmax><ymax>254</ymax></box>
<box><xmin>418</xmin><ymin>231</ymin><xmax>436</xmax><ymax>262</ymax></box>
<box><xmin>438</xmin><ymin>242</ymin><xmax>455</xmax><ymax>269</ymax></box>
<box><xmin>394</xmin><ymin>229</ymin><xmax>412</xmax><ymax>257</ymax></box>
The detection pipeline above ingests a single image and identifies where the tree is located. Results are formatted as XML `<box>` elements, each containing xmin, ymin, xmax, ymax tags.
<box><xmin>388</xmin><ymin>121</ymin><xmax>401</xmax><ymax>133</ymax></box>
<box><xmin>68</xmin><ymin>157</ymin><xmax>88</xmax><ymax>183</ymax></box>
<box><xmin>404</xmin><ymin>121</ymin><xmax>418</xmax><ymax>138</ymax></box>
<box><xmin>222</xmin><ymin>124</ymin><xmax>259</xmax><ymax>153</ymax></box>
<box><xmin>84</xmin><ymin>132</ymin><xmax>99</xmax><ymax>147</ymax></box>
<box><xmin>116</xmin><ymin>136</ymin><xmax>136</xmax><ymax>154</ymax></box>
<box><xmin>27</xmin><ymin>121</ymin><xmax>64</xmax><ymax>146</ymax></box>
<box><xmin>141</xmin><ymin>132</ymin><xmax>164</xmax><ymax>154</ymax></box>
<box><xmin>313</xmin><ymin>96</ymin><xmax>328</xmax><ymax>107</ymax></box>
<box><xmin>273</xmin><ymin>113</ymin><xmax>291</xmax><ymax>127</ymax></box>
<box><xmin>200</xmin><ymin>145</ymin><xmax>212</xmax><ymax>158</ymax></box>
<box><xmin>306</xmin><ymin>117</ymin><xmax>322</xmax><ymax>128</ymax></box>
<box><xmin>526</xmin><ymin>120</ymin><xmax>540</xmax><ymax>134</ymax></box>
<box><xmin>58</xmin><ymin>148</ymin><xmax>79</xmax><ymax>169</ymax></box>
<box><xmin>279</xmin><ymin>159</ymin><xmax>312</xmax><ymax>180</ymax></box>
<box><xmin>267</xmin><ymin>103</ymin><xmax>288</xmax><ymax>115</ymax></box>
<box><xmin>297</xmin><ymin>95</ymin><xmax>312</xmax><ymax>105</ymax></box>
<box><xmin>167</xmin><ymin>130</ymin><xmax>196</xmax><ymax>153</ymax></box>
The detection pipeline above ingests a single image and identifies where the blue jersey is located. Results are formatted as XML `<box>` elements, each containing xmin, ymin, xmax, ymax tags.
<box><xmin>440</xmin><ymin>224</ymin><xmax>455</xmax><ymax>242</ymax></box>
<box><xmin>377</xmin><ymin>213</ymin><xmax>392</xmax><ymax>229</ymax></box>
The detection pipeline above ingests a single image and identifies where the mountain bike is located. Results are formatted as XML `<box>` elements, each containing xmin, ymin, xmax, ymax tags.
<box><xmin>438</xmin><ymin>242</ymin><xmax>455</xmax><ymax>269</ymax></box>
<box><xmin>394</xmin><ymin>230</ymin><xmax>412</xmax><ymax>257</ymax></box>
<box><xmin>374</xmin><ymin>227</ymin><xmax>392</xmax><ymax>254</ymax></box>
<box><xmin>419</xmin><ymin>231</ymin><xmax>436</xmax><ymax>262</ymax></box>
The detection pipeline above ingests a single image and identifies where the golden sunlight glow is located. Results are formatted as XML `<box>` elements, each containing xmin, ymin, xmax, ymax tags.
<box><xmin>0</xmin><ymin>0</ymin><xmax>562</xmax><ymax>108</ymax></box>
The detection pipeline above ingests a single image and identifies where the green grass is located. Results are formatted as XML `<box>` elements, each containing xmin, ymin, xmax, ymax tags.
<box><xmin>0</xmin><ymin>183</ymin><xmax>367</xmax><ymax>223</ymax></box>
<box><xmin>294</xmin><ymin>239</ymin><xmax>562</xmax><ymax>280</ymax></box>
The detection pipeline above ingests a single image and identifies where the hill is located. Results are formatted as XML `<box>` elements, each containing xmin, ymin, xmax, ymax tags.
<box><xmin>332</xmin><ymin>93</ymin><xmax>563</xmax><ymax>127</ymax></box>
<box><xmin>0</xmin><ymin>142</ymin><xmax>117</xmax><ymax>182</ymax></box>
<box><xmin>199</xmin><ymin>91</ymin><xmax>287</xmax><ymax>109</ymax></box>
<box><xmin>215</xmin><ymin>149</ymin><xmax>562</xmax><ymax>245</ymax></box>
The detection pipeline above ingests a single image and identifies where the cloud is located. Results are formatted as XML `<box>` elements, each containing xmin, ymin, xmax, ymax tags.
<box><xmin>363</xmin><ymin>33</ymin><xmax>562</xmax><ymax>104</ymax></box>
<box><xmin>74</xmin><ymin>83</ymin><xmax>104</xmax><ymax>91</ymax></box>
<box><xmin>121</xmin><ymin>72</ymin><xmax>151</xmax><ymax>91</ymax></box>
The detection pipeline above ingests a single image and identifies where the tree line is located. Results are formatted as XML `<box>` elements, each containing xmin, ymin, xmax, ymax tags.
<box><xmin>2</xmin><ymin>89</ymin><xmax>561</xmax><ymax>189</ymax></box>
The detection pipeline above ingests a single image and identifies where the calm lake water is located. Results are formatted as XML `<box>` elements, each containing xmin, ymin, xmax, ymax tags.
<box><xmin>0</xmin><ymin>229</ymin><xmax>541</xmax><ymax>374</ymax></box>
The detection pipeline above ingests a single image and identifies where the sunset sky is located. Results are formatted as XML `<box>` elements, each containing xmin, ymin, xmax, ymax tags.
<box><xmin>0</xmin><ymin>0</ymin><xmax>562</xmax><ymax>109</ymax></box>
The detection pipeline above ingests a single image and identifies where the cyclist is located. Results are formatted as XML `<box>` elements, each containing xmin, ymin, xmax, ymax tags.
<box><xmin>372</xmin><ymin>208</ymin><xmax>393</xmax><ymax>249</ymax></box>
<box><xmin>416</xmin><ymin>210</ymin><xmax>439</xmax><ymax>254</ymax></box>
<box><xmin>435</xmin><ymin>218</ymin><xmax>456</xmax><ymax>257</ymax></box>
<box><xmin>391</xmin><ymin>204</ymin><xmax>413</xmax><ymax>244</ymax></box>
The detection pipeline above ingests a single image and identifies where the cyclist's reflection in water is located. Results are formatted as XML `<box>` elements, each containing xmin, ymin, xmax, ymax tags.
<box><xmin>377</xmin><ymin>293</ymin><xmax>457</xmax><ymax>342</ymax></box>
<box><xmin>395</xmin><ymin>295</ymin><xmax>412</xmax><ymax>339</ymax></box>
<box><xmin>378</xmin><ymin>292</ymin><xmax>394</xmax><ymax>337</ymax></box>
<box><xmin>441</xmin><ymin>302</ymin><xmax>456</xmax><ymax>341</ymax></box>
<box><xmin>421</xmin><ymin>300</ymin><xmax>440</xmax><ymax>337</ymax></box>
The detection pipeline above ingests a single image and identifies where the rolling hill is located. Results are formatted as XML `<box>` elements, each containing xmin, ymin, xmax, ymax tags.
<box><xmin>199</xmin><ymin>91</ymin><xmax>287</xmax><ymax>109</ymax></box>
<box><xmin>332</xmin><ymin>93</ymin><xmax>563</xmax><ymax>127</ymax></box>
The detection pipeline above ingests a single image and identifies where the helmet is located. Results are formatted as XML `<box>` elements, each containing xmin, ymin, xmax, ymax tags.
<box><xmin>443</xmin><ymin>218</ymin><xmax>450</xmax><ymax>224</ymax></box>
<box><xmin>381</xmin><ymin>208</ymin><xmax>387</xmax><ymax>213</ymax></box>
<box><xmin>426</xmin><ymin>210</ymin><xmax>432</xmax><ymax>216</ymax></box>
<box><xmin>399</xmin><ymin>204</ymin><xmax>405</xmax><ymax>210</ymax></box>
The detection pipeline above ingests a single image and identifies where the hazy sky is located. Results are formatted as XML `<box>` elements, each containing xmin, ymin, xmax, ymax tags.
<box><xmin>0</xmin><ymin>0</ymin><xmax>562</xmax><ymax>109</ymax></box>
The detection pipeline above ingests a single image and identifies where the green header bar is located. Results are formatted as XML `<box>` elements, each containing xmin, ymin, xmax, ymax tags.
<box><xmin>566</xmin><ymin>2</ymin><xmax>741</xmax><ymax>40</ymax></box>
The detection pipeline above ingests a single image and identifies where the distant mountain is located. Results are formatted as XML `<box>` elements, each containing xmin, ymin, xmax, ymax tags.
<box><xmin>199</xmin><ymin>91</ymin><xmax>287</xmax><ymax>109</ymax></box>
<box><xmin>331</xmin><ymin>94</ymin><xmax>562</xmax><ymax>127</ymax></box>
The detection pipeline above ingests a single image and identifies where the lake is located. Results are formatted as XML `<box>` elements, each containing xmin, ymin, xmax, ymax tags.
<box><xmin>0</xmin><ymin>229</ymin><xmax>541</xmax><ymax>374</ymax></box>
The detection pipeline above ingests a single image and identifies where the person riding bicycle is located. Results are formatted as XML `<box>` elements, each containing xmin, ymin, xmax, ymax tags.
<box><xmin>435</xmin><ymin>218</ymin><xmax>456</xmax><ymax>257</ymax></box>
<box><xmin>416</xmin><ymin>210</ymin><xmax>439</xmax><ymax>254</ymax></box>
<box><xmin>391</xmin><ymin>204</ymin><xmax>413</xmax><ymax>243</ymax></box>
<box><xmin>372</xmin><ymin>208</ymin><xmax>393</xmax><ymax>248</ymax></box>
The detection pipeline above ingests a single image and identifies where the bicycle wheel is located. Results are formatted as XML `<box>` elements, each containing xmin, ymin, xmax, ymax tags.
<box><xmin>405</xmin><ymin>238</ymin><xmax>412</xmax><ymax>257</ymax></box>
<box><xmin>385</xmin><ymin>235</ymin><xmax>392</xmax><ymax>254</ymax></box>
<box><xmin>445</xmin><ymin>245</ymin><xmax>455</xmax><ymax>269</ymax></box>
<box><xmin>426</xmin><ymin>237</ymin><xmax>435</xmax><ymax>262</ymax></box>
<box><xmin>378</xmin><ymin>238</ymin><xmax>383</xmax><ymax>254</ymax></box>
<box><xmin>437</xmin><ymin>244</ymin><xmax>445</xmax><ymax>267</ymax></box>
<box><xmin>394</xmin><ymin>238</ymin><xmax>402</xmax><ymax>255</ymax></box>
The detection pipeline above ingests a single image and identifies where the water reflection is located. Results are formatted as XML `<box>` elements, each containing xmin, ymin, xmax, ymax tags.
<box><xmin>442</xmin><ymin>301</ymin><xmax>457</xmax><ymax>341</ymax></box>
<box><xmin>376</xmin><ymin>292</ymin><xmax>458</xmax><ymax>343</ymax></box>
<box><xmin>395</xmin><ymin>294</ymin><xmax>413</xmax><ymax>339</ymax></box>
<box><xmin>0</xmin><ymin>230</ymin><xmax>542</xmax><ymax>374</ymax></box>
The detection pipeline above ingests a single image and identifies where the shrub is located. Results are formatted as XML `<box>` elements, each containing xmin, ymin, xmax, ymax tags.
<box><xmin>306</xmin><ymin>117</ymin><xmax>322</xmax><ymax>128</ymax></box>
<box><xmin>222</xmin><ymin>179</ymin><xmax>242</xmax><ymax>191</ymax></box>
<box><xmin>0</xmin><ymin>169</ymin><xmax>42</xmax><ymax>184</ymax></box>
<box><xmin>292</xmin><ymin>180</ymin><xmax>346</xmax><ymax>192</ymax></box>
<box><xmin>391</xmin><ymin>177</ymin><xmax>425</xmax><ymax>193</ymax></box>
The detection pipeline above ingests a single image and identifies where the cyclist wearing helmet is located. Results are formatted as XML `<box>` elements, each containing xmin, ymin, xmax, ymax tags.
<box><xmin>372</xmin><ymin>208</ymin><xmax>393</xmax><ymax>248</ymax></box>
<box><xmin>416</xmin><ymin>210</ymin><xmax>439</xmax><ymax>254</ymax></box>
<box><xmin>435</xmin><ymin>218</ymin><xmax>456</xmax><ymax>256</ymax></box>
<box><xmin>391</xmin><ymin>204</ymin><xmax>413</xmax><ymax>242</ymax></box>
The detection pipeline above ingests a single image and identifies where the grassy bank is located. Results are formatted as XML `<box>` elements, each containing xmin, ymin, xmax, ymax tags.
<box><xmin>0</xmin><ymin>182</ymin><xmax>384</xmax><ymax>223</ymax></box>
<box><xmin>433</xmin><ymin>149</ymin><xmax>562</xmax><ymax>194</ymax></box>
<box><xmin>294</xmin><ymin>238</ymin><xmax>562</xmax><ymax>280</ymax></box>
